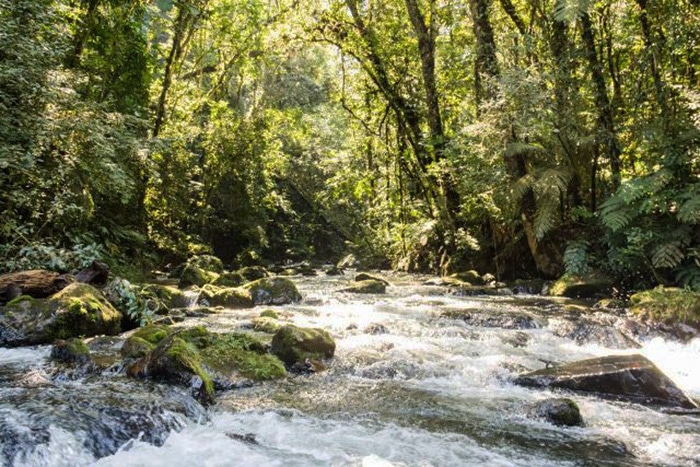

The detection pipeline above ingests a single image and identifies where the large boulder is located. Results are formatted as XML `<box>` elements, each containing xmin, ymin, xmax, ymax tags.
<box><xmin>199</xmin><ymin>284</ymin><xmax>254</xmax><ymax>308</ymax></box>
<box><xmin>187</xmin><ymin>255</ymin><xmax>224</xmax><ymax>274</ymax></box>
<box><xmin>270</xmin><ymin>325</ymin><xmax>336</xmax><ymax>366</ymax></box>
<box><xmin>127</xmin><ymin>327</ymin><xmax>286</xmax><ymax>404</ymax></box>
<box><xmin>238</xmin><ymin>266</ymin><xmax>268</xmax><ymax>282</ymax></box>
<box><xmin>629</xmin><ymin>287</ymin><xmax>700</xmax><ymax>328</ymax></box>
<box><xmin>0</xmin><ymin>283</ymin><xmax>122</xmax><ymax>347</ymax></box>
<box><xmin>514</xmin><ymin>354</ymin><xmax>698</xmax><ymax>409</ymax></box>
<box><xmin>243</xmin><ymin>277</ymin><xmax>302</xmax><ymax>305</ymax></box>
<box><xmin>549</xmin><ymin>273</ymin><xmax>613</xmax><ymax>298</ymax></box>
<box><xmin>178</xmin><ymin>265</ymin><xmax>219</xmax><ymax>289</ymax></box>
<box><xmin>342</xmin><ymin>279</ymin><xmax>386</xmax><ymax>294</ymax></box>
<box><xmin>212</xmin><ymin>272</ymin><xmax>245</xmax><ymax>287</ymax></box>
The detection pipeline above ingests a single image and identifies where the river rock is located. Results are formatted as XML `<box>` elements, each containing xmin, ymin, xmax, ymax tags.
<box><xmin>199</xmin><ymin>284</ymin><xmax>255</xmax><ymax>308</ymax></box>
<box><xmin>0</xmin><ymin>283</ymin><xmax>122</xmax><ymax>347</ymax></box>
<box><xmin>526</xmin><ymin>398</ymin><xmax>584</xmax><ymax>427</ymax></box>
<box><xmin>238</xmin><ymin>266</ymin><xmax>269</xmax><ymax>282</ymax></box>
<box><xmin>550</xmin><ymin>316</ymin><xmax>640</xmax><ymax>349</ymax></box>
<box><xmin>50</xmin><ymin>338</ymin><xmax>92</xmax><ymax>365</ymax></box>
<box><xmin>342</xmin><ymin>279</ymin><xmax>386</xmax><ymax>294</ymax></box>
<box><xmin>450</xmin><ymin>270</ymin><xmax>485</xmax><ymax>285</ymax></box>
<box><xmin>441</xmin><ymin>309</ymin><xmax>538</xmax><ymax>329</ymax></box>
<box><xmin>243</xmin><ymin>277</ymin><xmax>302</xmax><ymax>305</ymax></box>
<box><xmin>629</xmin><ymin>287</ymin><xmax>700</xmax><ymax>329</ymax></box>
<box><xmin>549</xmin><ymin>273</ymin><xmax>613</xmax><ymax>298</ymax></box>
<box><xmin>271</xmin><ymin>325</ymin><xmax>336</xmax><ymax>366</ymax></box>
<box><xmin>212</xmin><ymin>271</ymin><xmax>245</xmax><ymax>287</ymax></box>
<box><xmin>179</xmin><ymin>264</ymin><xmax>219</xmax><ymax>288</ymax></box>
<box><xmin>74</xmin><ymin>260</ymin><xmax>110</xmax><ymax>286</ymax></box>
<box><xmin>355</xmin><ymin>273</ymin><xmax>389</xmax><ymax>285</ymax></box>
<box><xmin>514</xmin><ymin>354</ymin><xmax>698</xmax><ymax>409</ymax></box>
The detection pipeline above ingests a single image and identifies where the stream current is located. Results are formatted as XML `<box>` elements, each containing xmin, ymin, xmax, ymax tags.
<box><xmin>1</xmin><ymin>272</ymin><xmax>699</xmax><ymax>466</ymax></box>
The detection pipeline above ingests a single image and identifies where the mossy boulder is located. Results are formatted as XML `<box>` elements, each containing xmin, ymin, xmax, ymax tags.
<box><xmin>355</xmin><ymin>273</ymin><xmax>389</xmax><ymax>285</ymax></box>
<box><xmin>526</xmin><ymin>398</ymin><xmax>584</xmax><ymax>427</ymax></box>
<box><xmin>200</xmin><ymin>333</ymin><xmax>286</xmax><ymax>382</ymax></box>
<box><xmin>270</xmin><ymin>325</ymin><xmax>336</xmax><ymax>366</ymax></box>
<box><xmin>212</xmin><ymin>272</ymin><xmax>245</xmax><ymax>287</ymax></box>
<box><xmin>144</xmin><ymin>285</ymin><xmax>188</xmax><ymax>311</ymax></box>
<box><xmin>450</xmin><ymin>270</ymin><xmax>485</xmax><ymax>285</ymax></box>
<box><xmin>629</xmin><ymin>287</ymin><xmax>700</xmax><ymax>328</ymax></box>
<box><xmin>127</xmin><ymin>327</ymin><xmax>286</xmax><ymax>403</ymax></box>
<box><xmin>0</xmin><ymin>283</ymin><xmax>122</xmax><ymax>346</ymax></box>
<box><xmin>179</xmin><ymin>265</ymin><xmax>219</xmax><ymax>289</ymax></box>
<box><xmin>549</xmin><ymin>273</ymin><xmax>613</xmax><ymax>298</ymax></box>
<box><xmin>121</xmin><ymin>324</ymin><xmax>171</xmax><ymax>359</ymax></box>
<box><xmin>252</xmin><ymin>317</ymin><xmax>282</xmax><ymax>334</ymax></box>
<box><xmin>260</xmin><ymin>309</ymin><xmax>279</xmax><ymax>319</ymax></box>
<box><xmin>238</xmin><ymin>266</ymin><xmax>268</xmax><ymax>282</ymax></box>
<box><xmin>187</xmin><ymin>255</ymin><xmax>224</xmax><ymax>274</ymax></box>
<box><xmin>50</xmin><ymin>338</ymin><xmax>91</xmax><ymax>365</ymax></box>
<box><xmin>199</xmin><ymin>284</ymin><xmax>254</xmax><ymax>308</ymax></box>
<box><xmin>243</xmin><ymin>277</ymin><xmax>302</xmax><ymax>305</ymax></box>
<box><xmin>342</xmin><ymin>279</ymin><xmax>386</xmax><ymax>294</ymax></box>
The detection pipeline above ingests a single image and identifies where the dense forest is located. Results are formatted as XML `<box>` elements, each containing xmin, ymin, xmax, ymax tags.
<box><xmin>1</xmin><ymin>0</ymin><xmax>699</xmax><ymax>291</ymax></box>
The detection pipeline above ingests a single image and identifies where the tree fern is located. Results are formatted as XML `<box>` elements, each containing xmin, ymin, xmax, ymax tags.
<box><xmin>564</xmin><ymin>240</ymin><xmax>590</xmax><ymax>275</ymax></box>
<box><xmin>599</xmin><ymin>195</ymin><xmax>633</xmax><ymax>232</ymax></box>
<box><xmin>651</xmin><ymin>241</ymin><xmax>685</xmax><ymax>269</ymax></box>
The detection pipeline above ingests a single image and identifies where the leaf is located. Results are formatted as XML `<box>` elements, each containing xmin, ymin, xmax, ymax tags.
<box><xmin>651</xmin><ymin>241</ymin><xmax>685</xmax><ymax>269</ymax></box>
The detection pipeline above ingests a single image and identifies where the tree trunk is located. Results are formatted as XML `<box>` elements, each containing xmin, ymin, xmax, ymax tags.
<box><xmin>469</xmin><ymin>0</ymin><xmax>499</xmax><ymax>114</ymax></box>
<box><xmin>580</xmin><ymin>12</ymin><xmax>622</xmax><ymax>190</ymax></box>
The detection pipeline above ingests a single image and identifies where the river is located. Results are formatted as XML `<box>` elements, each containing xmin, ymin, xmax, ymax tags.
<box><xmin>1</xmin><ymin>272</ymin><xmax>699</xmax><ymax>466</ymax></box>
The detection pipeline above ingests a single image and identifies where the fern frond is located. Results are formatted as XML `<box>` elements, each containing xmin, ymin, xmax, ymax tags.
<box><xmin>599</xmin><ymin>195</ymin><xmax>634</xmax><ymax>232</ymax></box>
<box><xmin>651</xmin><ymin>241</ymin><xmax>685</xmax><ymax>269</ymax></box>
<box><xmin>534</xmin><ymin>194</ymin><xmax>560</xmax><ymax>240</ymax></box>
<box><xmin>674</xmin><ymin>263</ymin><xmax>700</xmax><ymax>291</ymax></box>
<box><xmin>564</xmin><ymin>240</ymin><xmax>590</xmax><ymax>275</ymax></box>
<box><xmin>678</xmin><ymin>193</ymin><xmax>700</xmax><ymax>224</ymax></box>
<box><xmin>534</xmin><ymin>167</ymin><xmax>571</xmax><ymax>198</ymax></box>
<box><xmin>554</xmin><ymin>0</ymin><xmax>593</xmax><ymax>22</ymax></box>
<box><xmin>512</xmin><ymin>173</ymin><xmax>535</xmax><ymax>201</ymax></box>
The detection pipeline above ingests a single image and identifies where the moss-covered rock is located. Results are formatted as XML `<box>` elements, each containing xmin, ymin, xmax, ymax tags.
<box><xmin>549</xmin><ymin>273</ymin><xmax>613</xmax><ymax>298</ymax></box>
<box><xmin>244</xmin><ymin>278</ymin><xmax>302</xmax><ymax>305</ymax></box>
<box><xmin>187</xmin><ymin>255</ymin><xmax>224</xmax><ymax>274</ymax></box>
<box><xmin>238</xmin><ymin>266</ymin><xmax>268</xmax><ymax>282</ymax></box>
<box><xmin>526</xmin><ymin>398</ymin><xmax>584</xmax><ymax>427</ymax></box>
<box><xmin>50</xmin><ymin>338</ymin><xmax>91</xmax><ymax>365</ymax></box>
<box><xmin>252</xmin><ymin>317</ymin><xmax>282</xmax><ymax>334</ymax></box>
<box><xmin>342</xmin><ymin>279</ymin><xmax>386</xmax><ymax>294</ymax></box>
<box><xmin>179</xmin><ymin>265</ymin><xmax>219</xmax><ymax>289</ymax></box>
<box><xmin>199</xmin><ymin>284</ymin><xmax>254</xmax><ymax>308</ymax></box>
<box><xmin>260</xmin><ymin>309</ymin><xmax>279</xmax><ymax>319</ymax></box>
<box><xmin>0</xmin><ymin>283</ymin><xmax>122</xmax><ymax>346</ymax></box>
<box><xmin>629</xmin><ymin>287</ymin><xmax>700</xmax><ymax>327</ymax></box>
<box><xmin>354</xmin><ymin>273</ymin><xmax>389</xmax><ymax>285</ymax></box>
<box><xmin>200</xmin><ymin>333</ymin><xmax>286</xmax><ymax>381</ymax></box>
<box><xmin>450</xmin><ymin>270</ymin><xmax>485</xmax><ymax>285</ymax></box>
<box><xmin>270</xmin><ymin>325</ymin><xmax>336</xmax><ymax>366</ymax></box>
<box><xmin>144</xmin><ymin>285</ymin><xmax>188</xmax><ymax>311</ymax></box>
<box><xmin>212</xmin><ymin>272</ymin><xmax>245</xmax><ymax>287</ymax></box>
<box><xmin>121</xmin><ymin>336</ymin><xmax>155</xmax><ymax>360</ymax></box>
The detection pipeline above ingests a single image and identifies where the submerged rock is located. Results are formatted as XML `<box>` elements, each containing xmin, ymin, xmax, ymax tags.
<box><xmin>550</xmin><ymin>316</ymin><xmax>640</xmax><ymax>349</ymax></box>
<box><xmin>526</xmin><ymin>398</ymin><xmax>584</xmax><ymax>427</ymax></box>
<box><xmin>0</xmin><ymin>283</ymin><xmax>122</xmax><ymax>347</ymax></box>
<box><xmin>342</xmin><ymin>279</ymin><xmax>386</xmax><ymax>294</ymax></box>
<box><xmin>270</xmin><ymin>325</ymin><xmax>336</xmax><ymax>366</ymax></box>
<box><xmin>243</xmin><ymin>277</ymin><xmax>302</xmax><ymax>305</ymax></box>
<box><xmin>514</xmin><ymin>354</ymin><xmax>698</xmax><ymax>409</ymax></box>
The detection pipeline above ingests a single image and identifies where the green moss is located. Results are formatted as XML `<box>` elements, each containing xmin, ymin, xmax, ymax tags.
<box><xmin>121</xmin><ymin>336</ymin><xmax>155</xmax><ymax>359</ymax></box>
<box><xmin>132</xmin><ymin>324</ymin><xmax>171</xmax><ymax>344</ymax></box>
<box><xmin>50</xmin><ymin>338</ymin><xmax>91</xmax><ymax>364</ymax></box>
<box><xmin>201</xmin><ymin>333</ymin><xmax>285</xmax><ymax>381</ymax></box>
<box><xmin>252</xmin><ymin>317</ymin><xmax>281</xmax><ymax>334</ymax></box>
<box><xmin>244</xmin><ymin>277</ymin><xmax>301</xmax><ymax>305</ymax></box>
<box><xmin>630</xmin><ymin>287</ymin><xmax>700</xmax><ymax>327</ymax></box>
<box><xmin>212</xmin><ymin>272</ymin><xmax>245</xmax><ymax>287</ymax></box>
<box><xmin>270</xmin><ymin>325</ymin><xmax>336</xmax><ymax>366</ymax></box>
<box><xmin>177</xmin><ymin>325</ymin><xmax>211</xmax><ymax>348</ymax></box>
<box><xmin>179</xmin><ymin>265</ymin><xmax>219</xmax><ymax>288</ymax></box>
<box><xmin>342</xmin><ymin>280</ymin><xmax>386</xmax><ymax>294</ymax></box>
<box><xmin>260</xmin><ymin>309</ymin><xmax>279</xmax><ymax>319</ymax></box>
<box><xmin>165</xmin><ymin>337</ymin><xmax>214</xmax><ymax>399</ymax></box>
<box><xmin>187</xmin><ymin>255</ymin><xmax>224</xmax><ymax>274</ymax></box>
<box><xmin>199</xmin><ymin>284</ymin><xmax>254</xmax><ymax>308</ymax></box>
<box><xmin>549</xmin><ymin>273</ymin><xmax>613</xmax><ymax>298</ymax></box>
<box><xmin>6</xmin><ymin>295</ymin><xmax>36</xmax><ymax>307</ymax></box>
<box><xmin>450</xmin><ymin>270</ymin><xmax>484</xmax><ymax>284</ymax></box>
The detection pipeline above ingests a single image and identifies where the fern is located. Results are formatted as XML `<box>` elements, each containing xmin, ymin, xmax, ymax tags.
<box><xmin>554</xmin><ymin>0</ymin><xmax>593</xmax><ymax>22</ymax></box>
<box><xmin>674</xmin><ymin>264</ymin><xmax>700</xmax><ymax>292</ymax></box>
<box><xmin>534</xmin><ymin>194</ymin><xmax>560</xmax><ymax>240</ymax></box>
<box><xmin>651</xmin><ymin>241</ymin><xmax>685</xmax><ymax>269</ymax></box>
<box><xmin>678</xmin><ymin>191</ymin><xmax>700</xmax><ymax>224</ymax></box>
<box><xmin>564</xmin><ymin>240</ymin><xmax>590</xmax><ymax>275</ymax></box>
<box><xmin>599</xmin><ymin>195</ymin><xmax>633</xmax><ymax>232</ymax></box>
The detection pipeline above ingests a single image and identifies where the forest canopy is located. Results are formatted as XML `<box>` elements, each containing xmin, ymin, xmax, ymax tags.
<box><xmin>1</xmin><ymin>0</ymin><xmax>698</xmax><ymax>290</ymax></box>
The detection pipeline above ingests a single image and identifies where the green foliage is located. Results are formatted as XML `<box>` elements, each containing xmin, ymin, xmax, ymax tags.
<box><xmin>105</xmin><ymin>277</ymin><xmax>156</xmax><ymax>326</ymax></box>
<box><xmin>563</xmin><ymin>240</ymin><xmax>591</xmax><ymax>276</ymax></box>
<box><xmin>630</xmin><ymin>287</ymin><xmax>700</xmax><ymax>327</ymax></box>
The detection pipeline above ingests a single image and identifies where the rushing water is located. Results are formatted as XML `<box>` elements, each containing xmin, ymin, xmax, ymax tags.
<box><xmin>1</xmin><ymin>272</ymin><xmax>699</xmax><ymax>466</ymax></box>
